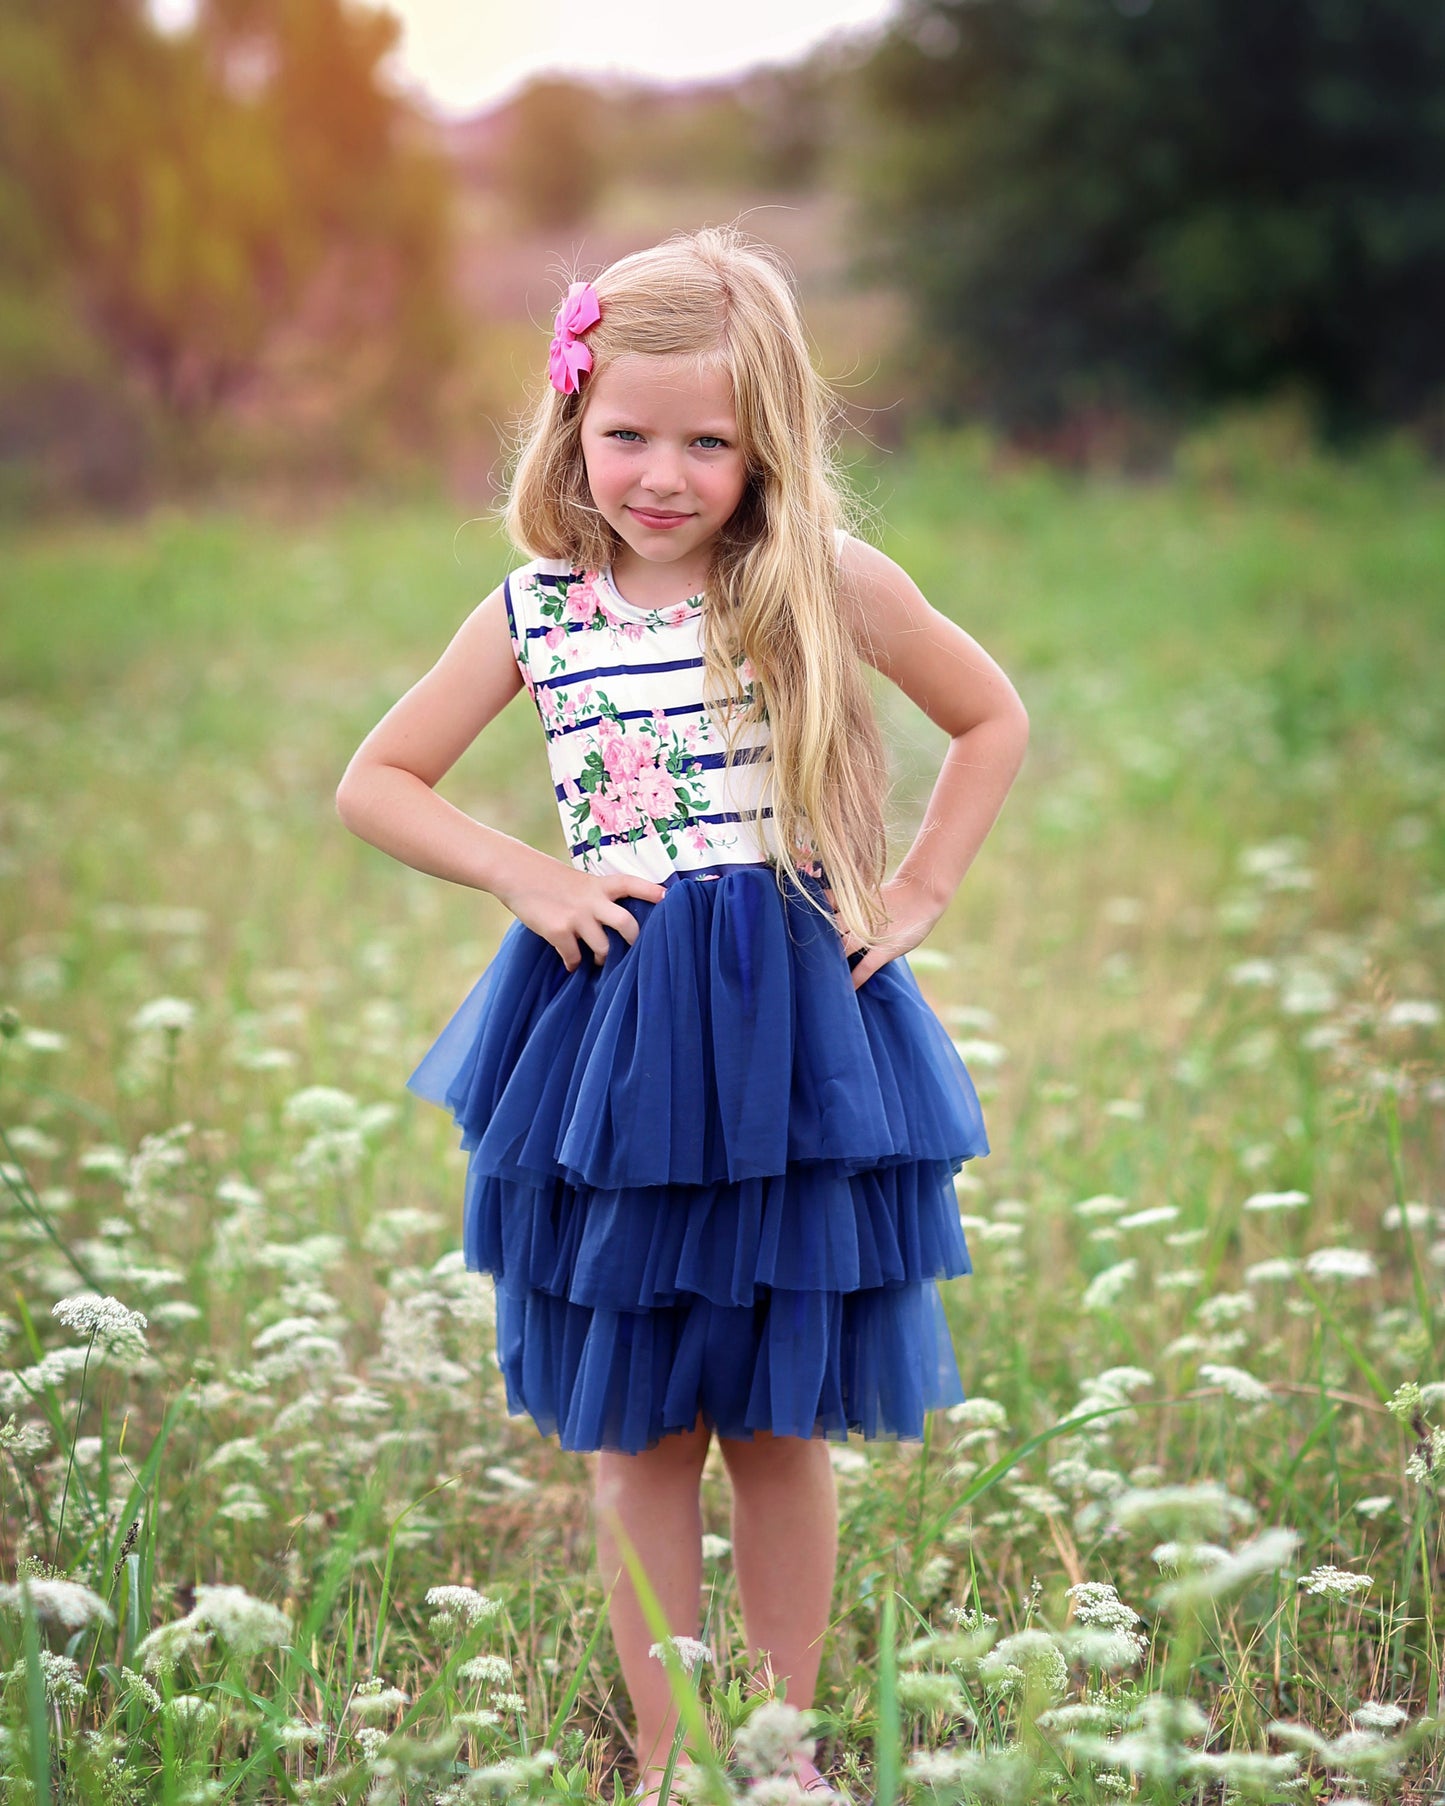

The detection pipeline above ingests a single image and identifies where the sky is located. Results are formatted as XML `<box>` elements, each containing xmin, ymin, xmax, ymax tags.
<box><xmin>361</xmin><ymin>0</ymin><xmax>900</xmax><ymax>116</ymax></box>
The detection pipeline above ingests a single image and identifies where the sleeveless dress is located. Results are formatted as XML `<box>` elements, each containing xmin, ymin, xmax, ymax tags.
<box><xmin>406</xmin><ymin>554</ymin><xmax>989</xmax><ymax>1453</ymax></box>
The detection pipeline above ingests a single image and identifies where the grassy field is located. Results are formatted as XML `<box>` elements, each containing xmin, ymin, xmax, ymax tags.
<box><xmin>1</xmin><ymin>426</ymin><xmax>1443</xmax><ymax>1802</ymax></box>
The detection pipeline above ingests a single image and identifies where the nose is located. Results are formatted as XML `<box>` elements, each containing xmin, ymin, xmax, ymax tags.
<box><xmin>639</xmin><ymin>452</ymin><xmax>685</xmax><ymax>498</ymax></box>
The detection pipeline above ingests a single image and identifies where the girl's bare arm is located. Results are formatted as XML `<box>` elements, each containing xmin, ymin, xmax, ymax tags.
<box><xmin>837</xmin><ymin>535</ymin><xmax>1030</xmax><ymax>987</ymax></box>
<box><xmin>335</xmin><ymin>586</ymin><xmax>664</xmax><ymax>969</ymax></box>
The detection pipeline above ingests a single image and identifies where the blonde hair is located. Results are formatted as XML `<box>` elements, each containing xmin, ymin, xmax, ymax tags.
<box><xmin>505</xmin><ymin>224</ymin><xmax>889</xmax><ymax>940</ymax></box>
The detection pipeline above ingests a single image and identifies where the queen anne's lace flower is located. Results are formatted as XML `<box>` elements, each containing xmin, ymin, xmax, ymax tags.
<box><xmin>648</xmin><ymin>1635</ymin><xmax>713</xmax><ymax>1675</ymax></box>
<box><xmin>1299</xmin><ymin>1564</ymin><xmax>1372</xmax><ymax>1598</ymax></box>
<box><xmin>425</xmin><ymin>1585</ymin><xmax>502</xmax><ymax>1632</ymax></box>
<box><xmin>51</xmin><ymin>1293</ymin><xmax>148</xmax><ymax>1348</ymax></box>
<box><xmin>0</xmin><ymin>1578</ymin><xmax>113</xmax><ymax>1630</ymax></box>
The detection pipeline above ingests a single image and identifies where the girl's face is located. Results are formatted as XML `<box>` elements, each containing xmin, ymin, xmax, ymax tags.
<box><xmin>579</xmin><ymin>354</ymin><xmax>750</xmax><ymax>589</ymax></box>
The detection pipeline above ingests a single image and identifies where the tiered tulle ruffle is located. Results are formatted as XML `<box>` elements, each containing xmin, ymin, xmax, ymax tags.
<box><xmin>407</xmin><ymin>863</ymin><xmax>988</xmax><ymax>1453</ymax></box>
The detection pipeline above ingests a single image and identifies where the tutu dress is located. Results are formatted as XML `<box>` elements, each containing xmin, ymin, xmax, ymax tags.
<box><xmin>407</xmin><ymin>554</ymin><xmax>989</xmax><ymax>1454</ymax></box>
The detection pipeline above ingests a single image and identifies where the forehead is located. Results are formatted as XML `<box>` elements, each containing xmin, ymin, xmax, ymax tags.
<box><xmin>584</xmin><ymin>353</ymin><xmax>736</xmax><ymax>426</ymax></box>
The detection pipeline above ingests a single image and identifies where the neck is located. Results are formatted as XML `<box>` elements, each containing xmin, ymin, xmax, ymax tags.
<box><xmin>609</xmin><ymin>551</ymin><xmax>709</xmax><ymax>610</ymax></box>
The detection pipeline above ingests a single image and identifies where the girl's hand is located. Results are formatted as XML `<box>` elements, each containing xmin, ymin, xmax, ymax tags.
<box><xmin>840</xmin><ymin>874</ymin><xmax>948</xmax><ymax>991</ymax></box>
<box><xmin>496</xmin><ymin>856</ymin><xmax>667</xmax><ymax>972</ymax></box>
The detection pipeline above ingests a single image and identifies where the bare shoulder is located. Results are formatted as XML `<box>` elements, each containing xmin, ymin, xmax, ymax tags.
<box><xmin>835</xmin><ymin>532</ymin><xmax>1027</xmax><ymax>736</ymax></box>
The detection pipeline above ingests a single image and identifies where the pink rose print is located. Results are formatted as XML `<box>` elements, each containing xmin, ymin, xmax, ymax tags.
<box><xmin>545</xmin><ymin>624</ymin><xmax>565</xmax><ymax>650</ymax></box>
<box><xmin>561</xmin><ymin>774</ymin><xmax>581</xmax><ymax>802</ymax></box>
<box><xmin>665</xmin><ymin>606</ymin><xmax>694</xmax><ymax>626</ymax></box>
<box><xmin>633</xmin><ymin>763</ymin><xmax>679</xmax><ymax>820</ymax></box>
<box><xmin>602</xmin><ymin>733</ymin><xmax>651</xmax><ymax>782</ymax></box>
<box><xmin>652</xmin><ymin>710</ymin><xmax>669</xmax><ymax>735</ymax></box>
<box><xmin>736</xmin><ymin>657</ymin><xmax>756</xmax><ymax>686</ymax></box>
<box><xmin>686</xmin><ymin>824</ymin><xmax>710</xmax><ymax>855</ymax></box>
<box><xmin>622</xmin><ymin>621</ymin><xmax>646</xmax><ymax>644</ymax></box>
<box><xmin>566</xmin><ymin>583</ymin><xmax>600</xmax><ymax>624</ymax></box>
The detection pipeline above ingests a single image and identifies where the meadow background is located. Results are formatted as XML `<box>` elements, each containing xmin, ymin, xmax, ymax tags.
<box><xmin>3</xmin><ymin>0</ymin><xmax>1445</xmax><ymax>1801</ymax></box>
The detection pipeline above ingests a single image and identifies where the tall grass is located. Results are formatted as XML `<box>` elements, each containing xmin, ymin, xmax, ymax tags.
<box><xmin>1</xmin><ymin>423</ymin><xmax>1442</xmax><ymax>1800</ymax></box>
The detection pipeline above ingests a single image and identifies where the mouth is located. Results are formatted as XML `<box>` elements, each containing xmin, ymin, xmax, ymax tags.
<box><xmin>628</xmin><ymin>506</ymin><xmax>693</xmax><ymax>528</ymax></box>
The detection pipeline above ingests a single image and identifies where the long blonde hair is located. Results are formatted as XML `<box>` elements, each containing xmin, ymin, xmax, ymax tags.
<box><xmin>505</xmin><ymin>225</ymin><xmax>889</xmax><ymax>940</ymax></box>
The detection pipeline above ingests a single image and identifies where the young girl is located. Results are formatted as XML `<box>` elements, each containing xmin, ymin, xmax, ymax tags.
<box><xmin>336</xmin><ymin>226</ymin><xmax>1028</xmax><ymax>1800</ymax></box>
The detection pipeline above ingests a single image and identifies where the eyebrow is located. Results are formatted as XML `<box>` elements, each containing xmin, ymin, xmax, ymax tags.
<box><xmin>591</xmin><ymin>414</ymin><xmax>737</xmax><ymax>435</ymax></box>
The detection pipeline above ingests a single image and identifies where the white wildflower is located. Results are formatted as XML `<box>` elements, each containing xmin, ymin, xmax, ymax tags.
<box><xmin>1082</xmin><ymin>1259</ymin><xmax>1138</xmax><ymax>1311</ymax></box>
<box><xmin>1074</xmin><ymin>1194</ymin><xmax>1129</xmax><ymax>1219</ymax></box>
<box><xmin>980</xmin><ymin>1629</ymin><xmax>1068</xmax><ymax>1700</ymax></box>
<box><xmin>1161</xmin><ymin>1527</ymin><xmax>1301</xmax><ymax>1603</ymax></box>
<box><xmin>0</xmin><ymin>1577</ymin><xmax>114</xmax><ymax>1630</ymax></box>
<box><xmin>1244</xmin><ymin>1257</ymin><xmax>1300</xmax><ymax>1284</ymax></box>
<box><xmin>283</xmin><ymin>1085</ymin><xmax>360</xmax><ymax>1128</ymax></box>
<box><xmin>1196</xmin><ymin>1290</ymin><xmax>1253</xmax><ymax>1325</ymax></box>
<box><xmin>349</xmin><ymin>1686</ymin><xmax>409</xmax><ymax>1718</ymax></box>
<box><xmin>1383</xmin><ymin>999</ymin><xmax>1440</xmax><ymax>1029</ymax></box>
<box><xmin>1151</xmin><ymin>1541</ymin><xmax>1230</xmax><ymax>1573</ymax></box>
<box><xmin>1406</xmin><ymin>1426</ymin><xmax>1445</xmax><ymax>1485</ymax></box>
<box><xmin>701</xmin><ymin>1534</ymin><xmax>732</xmax><ymax>1560</ymax></box>
<box><xmin>6</xmin><ymin>1126</ymin><xmax>61</xmax><ymax>1160</ymax></box>
<box><xmin>895</xmin><ymin>1670</ymin><xmax>967</xmax><ymax>1716</ymax></box>
<box><xmin>1243</xmin><ymin>1189</ymin><xmax>1309</xmax><ymax>1213</ymax></box>
<box><xmin>1118</xmin><ymin>1206</ymin><xmax>1178</xmax><ymax>1229</ymax></box>
<box><xmin>2</xmin><ymin>1650</ymin><xmax>87</xmax><ymax>1707</ymax></box>
<box><xmin>130</xmin><ymin>997</ymin><xmax>197</xmax><ymax>1036</ymax></box>
<box><xmin>51</xmin><ymin>1292</ymin><xmax>148</xmax><ymax>1348</ymax></box>
<box><xmin>733</xmin><ymin>1701</ymin><xmax>816</xmax><ymax>1777</ymax></box>
<box><xmin>163</xmin><ymin>1694</ymin><xmax>218</xmax><ymax>1725</ymax></box>
<box><xmin>648</xmin><ymin>1635</ymin><xmax>713</xmax><ymax>1675</ymax></box>
<box><xmin>1091</xmin><ymin>1366</ymin><xmax>1155</xmax><ymax>1398</ymax></box>
<box><xmin>1299</xmin><ymin>1564</ymin><xmax>1372</xmax><ymax>1599</ymax></box>
<box><xmin>1104</xmin><ymin>1099</ymin><xmax>1145</xmax><ymax>1120</ymax></box>
<box><xmin>277</xmin><ymin>1720</ymin><xmax>325</xmax><ymax>1749</ymax></box>
<box><xmin>951</xmin><ymin>1038</ymin><xmax>1006</xmax><ymax>1067</ymax></box>
<box><xmin>946</xmin><ymin>1397</ymin><xmax>1008</xmax><ymax>1430</ymax></box>
<box><xmin>458</xmin><ymin>1655</ymin><xmax>512</xmax><ymax>1687</ymax></box>
<box><xmin>1113</xmin><ymin>1481</ymin><xmax>1256</xmax><ymax>1540</ymax></box>
<box><xmin>118</xmin><ymin>1667</ymin><xmax>163</xmax><ymax>1711</ymax></box>
<box><xmin>1351</xmin><ymin>1700</ymin><xmax>1408</xmax><ymax>1730</ymax></box>
<box><xmin>425</xmin><ymin>1585</ymin><xmax>502</xmax><ymax>1632</ymax></box>
<box><xmin>1066</xmin><ymin>1582</ymin><xmax>1142</xmax><ymax>1632</ymax></box>
<box><xmin>1198</xmin><ymin>1363</ymin><xmax>1273</xmax><ymax>1405</ymax></box>
<box><xmin>1229</xmin><ymin>959</ymin><xmax>1278</xmax><ymax>986</ymax></box>
<box><xmin>138</xmin><ymin>1584</ymin><xmax>289</xmax><ymax>1671</ymax></box>
<box><xmin>0</xmin><ymin>1416</ymin><xmax>51</xmax><ymax>1457</ymax></box>
<box><xmin>1304</xmin><ymin>1247</ymin><xmax>1378</xmax><ymax>1281</ymax></box>
<box><xmin>1354</xmin><ymin>1496</ymin><xmax>1394</xmax><ymax>1518</ymax></box>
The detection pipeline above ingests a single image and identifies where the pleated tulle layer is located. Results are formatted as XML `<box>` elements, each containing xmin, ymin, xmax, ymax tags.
<box><xmin>407</xmin><ymin>863</ymin><xmax>989</xmax><ymax>1452</ymax></box>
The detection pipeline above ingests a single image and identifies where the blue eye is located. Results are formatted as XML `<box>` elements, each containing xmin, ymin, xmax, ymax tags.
<box><xmin>695</xmin><ymin>436</ymin><xmax>728</xmax><ymax>450</ymax></box>
<box><xmin>609</xmin><ymin>430</ymin><xmax>642</xmax><ymax>442</ymax></box>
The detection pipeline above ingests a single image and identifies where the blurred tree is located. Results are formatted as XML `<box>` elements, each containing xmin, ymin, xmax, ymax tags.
<box><xmin>854</xmin><ymin>0</ymin><xmax>1445</xmax><ymax>433</ymax></box>
<box><xmin>503</xmin><ymin>79</ymin><xmax>606</xmax><ymax>228</ymax></box>
<box><xmin>0</xmin><ymin>0</ymin><xmax>456</xmax><ymax>502</ymax></box>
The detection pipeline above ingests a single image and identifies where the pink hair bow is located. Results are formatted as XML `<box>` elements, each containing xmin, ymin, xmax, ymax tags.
<box><xmin>548</xmin><ymin>280</ymin><xmax>601</xmax><ymax>394</ymax></box>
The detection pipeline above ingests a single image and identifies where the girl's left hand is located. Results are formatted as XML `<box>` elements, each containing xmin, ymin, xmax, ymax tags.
<box><xmin>840</xmin><ymin>875</ymin><xmax>948</xmax><ymax>991</ymax></box>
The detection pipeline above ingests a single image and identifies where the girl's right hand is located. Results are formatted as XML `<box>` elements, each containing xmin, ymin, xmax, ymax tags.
<box><xmin>496</xmin><ymin>857</ymin><xmax>668</xmax><ymax>971</ymax></box>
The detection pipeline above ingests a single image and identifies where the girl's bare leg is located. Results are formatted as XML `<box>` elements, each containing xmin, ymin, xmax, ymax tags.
<box><xmin>594</xmin><ymin>1417</ymin><xmax>713</xmax><ymax>1790</ymax></box>
<box><xmin>719</xmin><ymin>1431</ymin><xmax>839</xmax><ymax>1785</ymax></box>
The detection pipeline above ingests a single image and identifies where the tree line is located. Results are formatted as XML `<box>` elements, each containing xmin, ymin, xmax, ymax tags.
<box><xmin>3</xmin><ymin>0</ymin><xmax>1441</xmax><ymax>509</ymax></box>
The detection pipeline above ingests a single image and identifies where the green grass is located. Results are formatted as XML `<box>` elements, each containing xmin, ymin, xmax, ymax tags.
<box><xmin>1</xmin><ymin>429</ymin><xmax>1443</xmax><ymax>1802</ymax></box>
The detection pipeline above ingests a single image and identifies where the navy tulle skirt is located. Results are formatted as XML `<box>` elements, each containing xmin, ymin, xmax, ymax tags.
<box><xmin>407</xmin><ymin>863</ymin><xmax>988</xmax><ymax>1454</ymax></box>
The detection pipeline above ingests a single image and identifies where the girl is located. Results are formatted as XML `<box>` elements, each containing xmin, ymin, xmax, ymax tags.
<box><xmin>336</xmin><ymin>226</ymin><xmax>1028</xmax><ymax>1801</ymax></box>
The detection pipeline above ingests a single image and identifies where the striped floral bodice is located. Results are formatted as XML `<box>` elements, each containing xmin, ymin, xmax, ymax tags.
<box><xmin>503</xmin><ymin>558</ymin><xmax>781</xmax><ymax>884</ymax></box>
